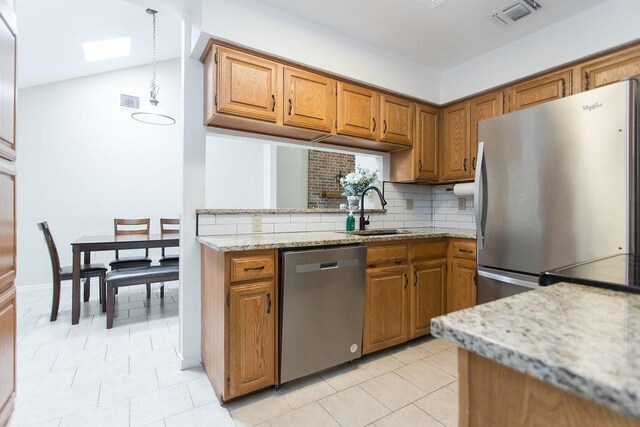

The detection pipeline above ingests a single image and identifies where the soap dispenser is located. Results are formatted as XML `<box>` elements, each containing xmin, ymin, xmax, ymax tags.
<box><xmin>346</xmin><ymin>210</ymin><xmax>355</xmax><ymax>231</ymax></box>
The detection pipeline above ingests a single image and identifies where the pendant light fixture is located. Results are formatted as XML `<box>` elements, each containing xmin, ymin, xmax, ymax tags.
<box><xmin>131</xmin><ymin>9</ymin><xmax>176</xmax><ymax>126</ymax></box>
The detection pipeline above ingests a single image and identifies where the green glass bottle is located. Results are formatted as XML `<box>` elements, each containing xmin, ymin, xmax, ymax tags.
<box><xmin>346</xmin><ymin>211</ymin><xmax>355</xmax><ymax>231</ymax></box>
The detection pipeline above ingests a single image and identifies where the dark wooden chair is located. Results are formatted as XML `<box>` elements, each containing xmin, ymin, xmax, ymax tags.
<box><xmin>159</xmin><ymin>218</ymin><xmax>179</xmax><ymax>266</ymax></box>
<box><xmin>110</xmin><ymin>218</ymin><xmax>153</xmax><ymax>298</ymax></box>
<box><xmin>105</xmin><ymin>265</ymin><xmax>179</xmax><ymax>329</ymax></box>
<box><xmin>38</xmin><ymin>222</ymin><xmax>107</xmax><ymax>321</ymax></box>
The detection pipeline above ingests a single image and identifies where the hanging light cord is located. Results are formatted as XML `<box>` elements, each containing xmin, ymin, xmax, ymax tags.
<box><xmin>148</xmin><ymin>9</ymin><xmax>159</xmax><ymax>105</ymax></box>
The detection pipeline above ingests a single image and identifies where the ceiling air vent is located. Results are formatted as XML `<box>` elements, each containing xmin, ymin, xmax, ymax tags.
<box><xmin>489</xmin><ymin>0</ymin><xmax>543</xmax><ymax>26</ymax></box>
<box><xmin>119</xmin><ymin>93</ymin><xmax>140</xmax><ymax>109</ymax></box>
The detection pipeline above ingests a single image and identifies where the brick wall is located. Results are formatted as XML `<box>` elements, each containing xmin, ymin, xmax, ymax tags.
<box><xmin>307</xmin><ymin>150</ymin><xmax>355</xmax><ymax>209</ymax></box>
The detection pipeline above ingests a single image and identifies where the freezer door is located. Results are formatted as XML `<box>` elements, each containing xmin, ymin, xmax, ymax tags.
<box><xmin>476</xmin><ymin>80</ymin><xmax>635</xmax><ymax>274</ymax></box>
<box><xmin>477</xmin><ymin>267</ymin><xmax>539</xmax><ymax>304</ymax></box>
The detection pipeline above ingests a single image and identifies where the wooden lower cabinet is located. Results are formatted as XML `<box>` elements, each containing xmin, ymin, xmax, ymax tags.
<box><xmin>410</xmin><ymin>258</ymin><xmax>446</xmax><ymax>339</ymax></box>
<box><xmin>0</xmin><ymin>286</ymin><xmax>15</xmax><ymax>427</ymax></box>
<box><xmin>363</xmin><ymin>265</ymin><xmax>409</xmax><ymax>354</ymax></box>
<box><xmin>446</xmin><ymin>256</ymin><xmax>477</xmax><ymax>314</ymax></box>
<box><xmin>228</xmin><ymin>281</ymin><xmax>275</xmax><ymax>398</ymax></box>
<box><xmin>201</xmin><ymin>246</ymin><xmax>277</xmax><ymax>402</ymax></box>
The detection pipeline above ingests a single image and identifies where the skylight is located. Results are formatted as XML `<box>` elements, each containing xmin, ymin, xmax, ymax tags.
<box><xmin>82</xmin><ymin>37</ymin><xmax>131</xmax><ymax>62</ymax></box>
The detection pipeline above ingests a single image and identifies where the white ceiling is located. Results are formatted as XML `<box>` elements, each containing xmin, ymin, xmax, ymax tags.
<box><xmin>16</xmin><ymin>0</ymin><xmax>181</xmax><ymax>88</ymax></box>
<box><xmin>255</xmin><ymin>0</ymin><xmax>610</xmax><ymax>71</ymax></box>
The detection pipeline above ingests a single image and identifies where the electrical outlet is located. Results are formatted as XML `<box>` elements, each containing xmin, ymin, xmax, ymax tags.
<box><xmin>406</xmin><ymin>198</ymin><xmax>414</xmax><ymax>210</ymax></box>
<box><xmin>458</xmin><ymin>198</ymin><xmax>467</xmax><ymax>210</ymax></box>
<box><xmin>252</xmin><ymin>215</ymin><xmax>262</xmax><ymax>232</ymax></box>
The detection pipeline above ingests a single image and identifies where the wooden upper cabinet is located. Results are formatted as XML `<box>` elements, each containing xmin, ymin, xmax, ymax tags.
<box><xmin>507</xmin><ymin>69</ymin><xmax>571</xmax><ymax>113</ymax></box>
<box><xmin>336</xmin><ymin>82</ymin><xmax>379</xmax><ymax>140</ymax></box>
<box><xmin>470</xmin><ymin>91</ymin><xmax>503</xmax><ymax>176</ymax></box>
<box><xmin>0</xmin><ymin>14</ymin><xmax>15</xmax><ymax>151</ymax></box>
<box><xmin>0</xmin><ymin>167</ymin><xmax>15</xmax><ymax>294</ymax></box>
<box><xmin>415</xmin><ymin>104</ymin><xmax>438</xmax><ymax>181</ymax></box>
<box><xmin>283</xmin><ymin>66</ymin><xmax>335</xmax><ymax>132</ymax></box>
<box><xmin>579</xmin><ymin>45</ymin><xmax>640</xmax><ymax>92</ymax></box>
<box><xmin>379</xmin><ymin>94</ymin><xmax>413</xmax><ymax>146</ymax></box>
<box><xmin>228</xmin><ymin>280</ymin><xmax>275</xmax><ymax>398</ymax></box>
<box><xmin>363</xmin><ymin>265</ymin><xmax>409</xmax><ymax>354</ymax></box>
<box><xmin>440</xmin><ymin>101</ymin><xmax>471</xmax><ymax>182</ymax></box>
<box><xmin>410</xmin><ymin>258</ymin><xmax>445</xmax><ymax>339</ymax></box>
<box><xmin>216</xmin><ymin>47</ymin><xmax>282</xmax><ymax>123</ymax></box>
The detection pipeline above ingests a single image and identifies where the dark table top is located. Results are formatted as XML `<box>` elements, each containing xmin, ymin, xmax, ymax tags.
<box><xmin>71</xmin><ymin>233</ymin><xmax>179</xmax><ymax>250</ymax></box>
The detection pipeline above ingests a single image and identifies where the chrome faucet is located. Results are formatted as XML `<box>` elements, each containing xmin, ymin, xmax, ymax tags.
<box><xmin>359</xmin><ymin>185</ymin><xmax>388</xmax><ymax>230</ymax></box>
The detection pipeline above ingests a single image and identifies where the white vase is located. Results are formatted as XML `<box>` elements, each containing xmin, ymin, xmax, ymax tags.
<box><xmin>347</xmin><ymin>195</ymin><xmax>360</xmax><ymax>210</ymax></box>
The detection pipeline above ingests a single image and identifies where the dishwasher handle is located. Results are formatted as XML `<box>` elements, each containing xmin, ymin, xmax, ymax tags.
<box><xmin>320</xmin><ymin>262</ymin><xmax>339</xmax><ymax>270</ymax></box>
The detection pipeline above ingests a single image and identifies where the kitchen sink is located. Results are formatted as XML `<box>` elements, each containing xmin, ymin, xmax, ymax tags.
<box><xmin>338</xmin><ymin>229</ymin><xmax>414</xmax><ymax>236</ymax></box>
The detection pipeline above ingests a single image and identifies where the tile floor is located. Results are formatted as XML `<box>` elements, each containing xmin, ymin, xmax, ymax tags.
<box><xmin>9</xmin><ymin>283</ymin><xmax>459</xmax><ymax>427</ymax></box>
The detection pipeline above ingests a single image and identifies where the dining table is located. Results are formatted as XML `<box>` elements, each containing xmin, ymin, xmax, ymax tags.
<box><xmin>70</xmin><ymin>234</ymin><xmax>180</xmax><ymax>324</ymax></box>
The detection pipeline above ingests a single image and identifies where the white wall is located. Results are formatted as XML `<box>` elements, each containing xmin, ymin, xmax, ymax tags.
<box><xmin>199</xmin><ymin>0</ymin><xmax>441</xmax><ymax>103</ymax></box>
<box><xmin>16</xmin><ymin>59</ymin><xmax>182</xmax><ymax>286</ymax></box>
<box><xmin>440</xmin><ymin>0</ymin><xmax>640</xmax><ymax>102</ymax></box>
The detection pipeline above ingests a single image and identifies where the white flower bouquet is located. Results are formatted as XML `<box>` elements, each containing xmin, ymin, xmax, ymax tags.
<box><xmin>340</xmin><ymin>166</ymin><xmax>379</xmax><ymax>197</ymax></box>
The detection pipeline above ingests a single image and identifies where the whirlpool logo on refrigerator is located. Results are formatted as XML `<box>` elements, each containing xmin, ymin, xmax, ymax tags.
<box><xmin>583</xmin><ymin>102</ymin><xmax>603</xmax><ymax>111</ymax></box>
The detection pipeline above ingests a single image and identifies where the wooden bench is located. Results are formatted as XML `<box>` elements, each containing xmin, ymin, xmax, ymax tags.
<box><xmin>105</xmin><ymin>265</ymin><xmax>179</xmax><ymax>329</ymax></box>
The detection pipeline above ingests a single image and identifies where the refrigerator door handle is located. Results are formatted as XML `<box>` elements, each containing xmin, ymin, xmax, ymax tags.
<box><xmin>477</xmin><ymin>268</ymin><xmax>539</xmax><ymax>289</ymax></box>
<box><xmin>474</xmin><ymin>142</ymin><xmax>486</xmax><ymax>250</ymax></box>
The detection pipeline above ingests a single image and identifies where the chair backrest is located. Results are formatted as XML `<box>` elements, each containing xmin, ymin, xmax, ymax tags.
<box><xmin>160</xmin><ymin>218</ymin><xmax>179</xmax><ymax>256</ymax></box>
<box><xmin>114</xmin><ymin>218</ymin><xmax>150</xmax><ymax>259</ymax></box>
<box><xmin>37</xmin><ymin>221</ymin><xmax>62</xmax><ymax>283</ymax></box>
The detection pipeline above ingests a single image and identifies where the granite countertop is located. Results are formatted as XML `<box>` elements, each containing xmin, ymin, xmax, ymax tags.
<box><xmin>431</xmin><ymin>283</ymin><xmax>640</xmax><ymax>419</ymax></box>
<box><xmin>197</xmin><ymin>227</ymin><xmax>476</xmax><ymax>252</ymax></box>
<box><xmin>196</xmin><ymin>208</ymin><xmax>387</xmax><ymax>215</ymax></box>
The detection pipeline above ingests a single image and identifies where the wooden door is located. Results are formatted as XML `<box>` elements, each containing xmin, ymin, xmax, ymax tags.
<box><xmin>0</xmin><ymin>2</ymin><xmax>15</xmax><ymax>425</ymax></box>
<box><xmin>363</xmin><ymin>265</ymin><xmax>409</xmax><ymax>354</ymax></box>
<box><xmin>440</xmin><ymin>101</ymin><xmax>470</xmax><ymax>182</ymax></box>
<box><xmin>446</xmin><ymin>257</ymin><xmax>477</xmax><ymax>314</ymax></box>
<box><xmin>228</xmin><ymin>280</ymin><xmax>275</xmax><ymax>398</ymax></box>
<box><xmin>410</xmin><ymin>259</ymin><xmax>446</xmax><ymax>339</ymax></box>
<box><xmin>283</xmin><ymin>66</ymin><xmax>335</xmax><ymax>132</ymax></box>
<box><xmin>506</xmin><ymin>69</ymin><xmax>571</xmax><ymax>113</ymax></box>
<box><xmin>415</xmin><ymin>104</ymin><xmax>438</xmax><ymax>181</ymax></box>
<box><xmin>216</xmin><ymin>47</ymin><xmax>282</xmax><ymax>123</ymax></box>
<box><xmin>336</xmin><ymin>82</ymin><xmax>379</xmax><ymax>140</ymax></box>
<box><xmin>379</xmin><ymin>94</ymin><xmax>413</xmax><ymax>146</ymax></box>
<box><xmin>579</xmin><ymin>46</ymin><xmax>640</xmax><ymax>92</ymax></box>
<box><xmin>470</xmin><ymin>91</ymin><xmax>503</xmax><ymax>177</ymax></box>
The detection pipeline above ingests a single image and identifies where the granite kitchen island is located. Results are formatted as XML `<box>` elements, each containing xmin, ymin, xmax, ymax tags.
<box><xmin>431</xmin><ymin>283</ymin><xmax>640</xmax><ymax>427</ymax></box>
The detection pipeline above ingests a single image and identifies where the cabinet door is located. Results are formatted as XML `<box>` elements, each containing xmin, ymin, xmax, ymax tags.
<box><xmin>580</xmin><ymin>46</ymin><xmax>640</xmax><ymax>92</ymax></box>
<box><xmin>336</xmin><ymin>82</ymin><xmax>379</xmax><ymax>140</ymax></box>
<box><xmin>507</xmin><ymin>69</ymin><xmax>571</xmax><ymax>113</ymax></box>
<box><xmin>283</xmin><ymin>66</ymin><xmax>335</xmax><ymax>132</ymax></box>
<box><xmin>470</xmin><ymin>91</ymin><xmax>503</xmax><ymax>177</ymax></box>
<box><xmin>228</xmin><ymin>280</ymin><xmax>275</xmax><ymax>398</ymax></box>
<box><xmin>440</xmin><ymin>102</ymin><xmax>470</xmax><ymax>182</ymax></box>
<box><xmin>0</xmin><ymin>165</ymin><xmax>15</xmax><ymax>295</ymax></box>
<box><xmin>446</xmin><ymin>257</ymin><xmax>477</xmax><ymax>314</ymax></box>
<box><xmin>410</xmin><ymin>259</ymin><xmax>446</xmax><ymax>339</ymax></box>
<box><xmin>0</xmin><ymin>286</ymin><xmax>15</xmax><ymax>427</ymax></box>
<box><xmin>379</xmin><ymin>94</ymin><xmax>413</xmax><ymax>146</ymax></box>
<box><xmin>363</xmin><ymin>266</ymin><xmax>409</xmax><ymax>354</ymax></box>
<box><xmin>0</xmin><ymin>11</ymin><xmax>15</xmax><ymax>152</ymax></box>
<box><xmin>217</xmin><ymin>47</ymin><xmax>282</xmax><ymax>123</ymax></box>
<box><xmin>415</xmin><ymin>104</ymin><xmax>438</xmax><ymax>181</ymax></box>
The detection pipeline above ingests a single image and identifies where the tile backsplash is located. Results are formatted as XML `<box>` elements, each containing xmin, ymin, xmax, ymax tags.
<box><xmin>197</xmin><ymin>182</ymin><xmax>475</xmax><ymax>236</ymax></box>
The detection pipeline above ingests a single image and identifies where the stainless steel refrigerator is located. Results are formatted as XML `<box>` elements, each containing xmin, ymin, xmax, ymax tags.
<box><xmin>475</xmin><ymin>79</ymin><xmax>639</xmax><ymax>303</ymax></box>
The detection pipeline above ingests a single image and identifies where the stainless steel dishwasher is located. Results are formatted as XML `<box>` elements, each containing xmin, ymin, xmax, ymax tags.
<box><xmin>280</xmin><ymin>245</ymin><xmax>366</xmax><ymax>384</ymax></box>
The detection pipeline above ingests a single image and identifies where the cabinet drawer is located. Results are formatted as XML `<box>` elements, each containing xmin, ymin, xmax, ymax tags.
<box><xmin>367</xmin><ymin>243</ymin><xmax>408</xmax><ymax>267</ymax></box>
<box><xmin>230</xmin><ymin>254</ymin><xmax>275</xmax><ymax>282</ymax></box>
<box><xmin>411</xmin><ymin>239</ymin><xmax>447</xmax><ymax>261</ymax></box>
<box><xmin>451</xmin><ymin>240</ymin><xmax>476</xmax><ymax>260</ymax></box>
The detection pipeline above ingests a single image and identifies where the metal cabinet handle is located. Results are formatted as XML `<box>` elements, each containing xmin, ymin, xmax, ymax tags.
<box><xmin>418</xmin><ymin>159</ymin><xmax>423</xmax><ymax>172</ymax></box>
<box><xmin>383</xmin><ymin>120</ymin><xmax>387</xmax><ymax>133</ymax></box>
<box><xmin>404</xmin><ymin>273</ymin><xmax>408</xmax><ymax>289</ymax></box>
<box><xmin>271</xmin><ymin>95</ymin><xmax>276</xmax><ymax>112</ymax></box>
<box><xmin>244</xmin><ymin>265</ymin><xmax>265</xmax><ymax>271</ymax></box>
<box><xmin>288</xmin><ymin>99</ymin><xmax>292</xmax><ymax>115</ymax></box>
<box><xmin>463</xmin><ymin>158</ymin><xmax>467</xmax><ymax>172</ymax></box>
<box><xmin>459</xmin><ymin>249</ymin><xmax>474</xmax><ymax>254</ymax></box>
<box><xmin>414</xmin><ymin>271</ymin><xmax>418</xmax><ymax>287</ymax></box>
<box><xmin>472</xmin><ymin>157</ymin><xmax>476</xmax><ymax>170</ymax></box>
<box><xmin>266</xmin><ymin>293</ymin><xmax>272</xmax><ymax>313</ymax></box>
<box><xmin>372</xmin><ymin>118</ymin><xmax>376</xmax><ymax>132</ymax></box>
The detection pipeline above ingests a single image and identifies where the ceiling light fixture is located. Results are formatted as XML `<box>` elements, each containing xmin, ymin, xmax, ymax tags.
<box><xmin>131</xmin><ymin>9</ymin><xmax>176</xmax><ymax>126</ymax></box>
<box><xmin>82</xmin><ymin>37</ymin><xmax>131</xmax><ymax>62</ymax></box>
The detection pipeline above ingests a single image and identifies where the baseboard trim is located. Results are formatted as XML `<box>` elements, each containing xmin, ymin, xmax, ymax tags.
<box><xmin>179</xmin><ymin>352</ymin><xmax>202</xmax><ymax>370</ymax></box>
